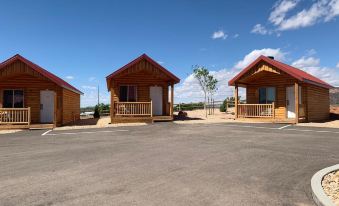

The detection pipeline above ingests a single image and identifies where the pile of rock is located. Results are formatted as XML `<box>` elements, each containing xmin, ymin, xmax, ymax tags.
<box><xmin>322</xmin><ymin>170</ymin><xmax>339</xmax><ymax>205</ymax></box>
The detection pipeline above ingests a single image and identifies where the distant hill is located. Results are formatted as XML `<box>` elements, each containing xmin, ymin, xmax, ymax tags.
<box><xmin>330</xmin><ymin>88</ymin><xmax>339</xmax><ymax>105</ymax></box>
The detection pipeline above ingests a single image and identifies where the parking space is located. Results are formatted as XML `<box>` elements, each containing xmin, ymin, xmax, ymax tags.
<box><xmin>0</xmin><ymin>122</ymin><xmax>339</xmax><ymax>205</ymax></box>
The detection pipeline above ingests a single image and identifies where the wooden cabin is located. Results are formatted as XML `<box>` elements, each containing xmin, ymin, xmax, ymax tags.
<box><xmin>106</xmin><ymin>54</ymin><xmax>180</xmax><ymax>123</ymax></box>
<box><xmin>0</xmin><ymin>54</ymin><xmax>83</xmax><ymax>129</ymax></box>
<box><xmin>228</xmin><ymin>55</ymin><xmax>333</xmax><ymax>123</ymax></box>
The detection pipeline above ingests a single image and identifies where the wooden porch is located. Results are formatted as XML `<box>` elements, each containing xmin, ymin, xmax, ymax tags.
<box><xmin>111</xmin><ymin>101</ymin><xmax>173</xmax><ymax>123</ymax></box>
<box><xmin>0</xmin><ymin>107</ymin><xmax>55</xmax><ymax>129</ymax></box>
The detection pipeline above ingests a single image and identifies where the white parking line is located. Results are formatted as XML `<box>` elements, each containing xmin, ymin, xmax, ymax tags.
<box><xmin>41</xmin><ymin>130</ymin><xmax>52</xmax><ymax>136</ymax></box>
<box><xmin>43</xmin><ymin>129</ymin><xmax>129</xmax><ymax>136</ymax></box>
<box><xmin>222</xmin><ymin>124</ymin><xmax>339</xmax><ymax>134</ymax></box>
<box><xmin>278</xmin><ymin>125</ymin><xmax>291</xmax><ymax>130</ymax></box>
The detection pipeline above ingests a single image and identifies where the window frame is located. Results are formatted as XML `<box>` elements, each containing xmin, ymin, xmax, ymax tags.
<box><xmin>258</xmin><ymin>87</ymin><xmax>276</xmax><ymax>104</ymax></box>
<box><xmin>3</xmin><ymin>89</ymin><xmax>25</xmax><ymax>108</ymax></box>
<box><xmin>119</xmin><ymin>85</ymin><xmax>138</xmax><ymax>102</ymax></box>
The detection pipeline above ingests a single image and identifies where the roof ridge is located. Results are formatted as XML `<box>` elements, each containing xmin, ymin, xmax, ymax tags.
<box><xmin>0</xmin><ymin>54</ymin><xmax>83</xmax><ymax>95</ymax></box>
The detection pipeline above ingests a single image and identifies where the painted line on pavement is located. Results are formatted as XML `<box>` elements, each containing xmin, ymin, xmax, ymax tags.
<box><xmin>222</xmin><ymin>124</ymin><xmax>339</xmax><ymax>134</ymax></box>
<box><xmin>41</xmin><ymin>130</ymin><xmax>52</xmax><ymax>136</ymax></box>
<box><xmin>278</xmin><ymin>125</ymin><xmax>291</xmax><ymax>130</ymax></box>
<box><xmin>43</xmin><ymin>129</ymin><xmax>129</xmax><ymax>136</ymax></box>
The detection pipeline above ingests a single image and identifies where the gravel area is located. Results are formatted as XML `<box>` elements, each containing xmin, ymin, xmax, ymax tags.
<box><xmin>322</xmin><ymin>170</ymin><xmax>339</xmax><ymax>205</ymax></box>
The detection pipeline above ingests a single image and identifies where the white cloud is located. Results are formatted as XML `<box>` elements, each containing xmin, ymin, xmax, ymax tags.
<box><xmin>175</xmin><ymin>70</ymin><xmax>242</xmax><ymax>103</ymax></box>
<box><xmin>233</xmin><ymin>34</ymin><xmax>240</xmax><ymax>38</ymax></box>
<box><xmin>82</xmin><ymin>85</ymin><xmax>97</xmax><ymax>90</ymax></box>
<box><xmin>212</xmin><ymin>30</ymin><xmax>227</xmax><ymax>40</ymax></box>
<box><xmin>65</xmin><ymin>75</ymin><xmax>74</xmax><ymax>80</ymax></box>
<box><xmin>306</xmin><ymin>49</ymin><xmax>317</xmax><ymax>56</ymax></box>
<box><xmin>291</xmin><ymin>56</ymin><xmax>320</xmax><ymax>68</ymax></box>
<box><xmin>157</xmin><ymin>61</ymin><xmax>164</xmax><ymax>65</ymax></box>
<box><xmin>81</xmin><ymin>90</ymin><xmax>110</xmax><ymax>107</ymax></box>
<box><xmin>336</xmin><ymin>62</ymin><xmax>339</xmax><ymax>68</ymax></box>
<box><xmin>234</xmin><ymin>48</ymin><xmax>286</xmax><ymax>70</ymax></box>
<box><xmin>251</xmin><ymin>24</ymin><xmax>272</xmax><ymax>35</ymax></box>
<box><xmin>278</xmin><ymin>1</ymin><xmax>328</xmax><ymax>30</ymax></box>
<box><xmin>253</xmin><ymin>0</ymin><xmax>339</xmax><ymax>33</ymax></box>
<box><xmin>292</xmin><ymin>56</ymin><xmax>339</xmax><ymax>86</ymax></box>
<box><xmin>88</xmin><ymin>77</ymin><xmax>96</xmax><ymax>82</ymax></box>
<box><xmin>175</xmin><ymin>48</ymin><xmax>286</xmax><ymax>103</ymax></box>
<box><xmin>269</xmin><ymin>0</ymin><xmax>299</xmax><ymax>25</ymax></box>
<box><xmin>275</xmin><ymin>0</ymin><xmax>339</xmax><ymax>31</ymax></box>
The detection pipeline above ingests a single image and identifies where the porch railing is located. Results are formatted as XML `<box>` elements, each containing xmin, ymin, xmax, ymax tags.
<box><xmin>0</xmin><ymin>108</ymin><xmax>31</xmax><ymax>125</ymax></box>
<box><xmin>237</xmin><ymin>103</ymin><xmax>275</xmax><ymax>118</ymax></box>
<box><xmin>115</xmin><ymin>102</ymin><xmax>152</xmax><ymax>116</ymax></box>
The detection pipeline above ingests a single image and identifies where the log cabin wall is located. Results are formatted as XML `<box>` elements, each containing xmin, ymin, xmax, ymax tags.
<box><xmin>306</xmin><ymin>84</ymin><xmax>330</xmax><ymax>122</ymax></box>
<box><xmin>241</xmin><ymin>63</ymin><xmax>306</xmax><ymax>120</ymax></box>
<box><xmin>0</xmin><ymin>60</ymin><xmax>63</xmax><ymax>124</ymax></box>
<box><xmin>109</xmin><ymin>59</ymin><xmax>172</xmax><ymax>119</ymax></box>
<box><xmin>62</xmin><ymin>88</ymin><xmax>81</xmax><ymax>125</ymax></box>
<box><xmin>0</xmin><ymin>60</ymin><xmax>81</xmax><ymax>126</ymax></box>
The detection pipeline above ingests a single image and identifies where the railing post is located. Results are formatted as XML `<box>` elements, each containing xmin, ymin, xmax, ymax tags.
<box><xmin>28</xmin><ymin>107</ymin><xmax>31</xmax><ymax>127</ymax></box>
<box><xmin>150</xmin><ymin>101</ymin><xmax>153</xmax><ymax>117</ymax></box>
<box><xmin>272</xmin><ymin>102</ymin><xmax>275</xmax><ymax>119</ymax></box>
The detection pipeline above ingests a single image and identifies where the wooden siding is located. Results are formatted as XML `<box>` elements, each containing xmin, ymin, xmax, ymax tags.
<box><xmin>0</xmin><ymin>60</ymin><xmax>80</xmax><ymax>126</ymax></box>
<box><xmin>62</xmin><ymin>88</ymin><xmax>80</xmax><ymax>125</ymax></box>
<box><xmin>245</xmin><ymin>71</ymin><xmax>298</xmax><ymax>119</ymax></box>
<box><xmin>306</xmin><ymin>84</ymin><xmax>330</xmax><ymax>121</ymax></box>
<box><xmin>109</xmin><ymin>60</ymin><xmax>173</xmax><ymax>122</ymax></box>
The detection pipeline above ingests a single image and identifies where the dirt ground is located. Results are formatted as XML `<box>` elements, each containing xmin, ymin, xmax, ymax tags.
<box><xmin>54</xmin><ymin>117</ymin><xmax>146</xmax><ymax>131</ymax></box>
<box><xmin>174</xmin><ymin>108</ymin><xmax>240</xmax><ymax>125</ymax></box>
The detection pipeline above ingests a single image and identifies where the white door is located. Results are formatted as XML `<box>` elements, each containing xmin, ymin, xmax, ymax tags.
<box><xmin>150</xmin><ymin>86</ymin><xmax>163</xmax><ymax>116</ymax></box>
<box><xmin>286</xmin><ymin>86</ymin><xmax>295</xmax><ymax>118</ymax></box>
<box><xmin>40</xmin><ymin>91</ymin><xmax>55</xmax><ymax>123</ymax></box>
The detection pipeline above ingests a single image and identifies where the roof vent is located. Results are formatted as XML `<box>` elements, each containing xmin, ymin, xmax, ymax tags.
<box><xmin>267</xmin><ymin>56</ymin><xmax>274</xmax><ymax>60</ymax></box>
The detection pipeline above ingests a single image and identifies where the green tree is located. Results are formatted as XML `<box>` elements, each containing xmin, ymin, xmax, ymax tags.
<box><xmin>193</xmin><ymin>65</ymin><xmax>218</xmax><ymax>117</ymax></box>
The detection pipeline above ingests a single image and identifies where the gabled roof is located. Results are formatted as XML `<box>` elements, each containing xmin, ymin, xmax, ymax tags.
<box><xmin>0</xmin><ymin>54</ymin><xmax>83</xmax><ymax>95</ymax></box>
<box><xmin>228</xmin><ymin>55</ymin><xmax>333</xmax><ymax>89</ymax></box>
<box><xmin>106</xmin><ymin>54</ymin><xmax>180</xmax><ymax>89</ymax></box>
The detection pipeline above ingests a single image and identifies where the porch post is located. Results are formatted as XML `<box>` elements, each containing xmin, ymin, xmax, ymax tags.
<box><xmin>170</xmin><ymin>83</ymin><xmax>174</xmax><ymax>118</ymax></box>
<box><xmin>294</xmin><ymin>82</ymin><xmax>299</xmax><ymax>123</ymax></box>
<box><xmin>235</xmin><ymin>84</ymin><xmax>238</xmax><ymax>119</ymax></box>
<box><xmin>110</xmin><ymin>86</ymin><xmax>115</xmax><ymax>122</ymax></box>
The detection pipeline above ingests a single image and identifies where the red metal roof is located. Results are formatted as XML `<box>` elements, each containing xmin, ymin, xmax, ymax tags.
<box><xmin>228</xmin><ymin>55</ymin><xmax>333</xmax><ymax>89</ymax></box>
<box><xmin>106</xmin><ymin>54</ymin><xmax>180</xmax><ymax>90</ymax></box>
<box><xmin>0</xmin><ymin>54</ymin><xmax>83</xmax><ymax>95</ymax></box>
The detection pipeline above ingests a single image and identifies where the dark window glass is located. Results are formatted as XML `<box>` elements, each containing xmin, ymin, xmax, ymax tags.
<box><xmin>266</xmin><ymin>87</ymin><xmax>275</xmax><ymax>104</ymax></box>
<box><xmin>259</xmin><ymin>87</ymin><xmax>275</xmax><ymax>104</ymax></box>
<box><xmin>128</xmin><ymin>86</ymin><xmax>136</xmax><ymax>102</ymax></box>
<box><xmin>14</xmin><ymin>90</ymin><xmax>24</xmax><ymax>108</ymax></box>
<box><xmin>3</xmin><ymin>90</ymin><xmax>13</xmax><ymax>108</ymax></box>
<box><xmin>259</xmin><ymin>88</ymin><xmax>266</xmax><ymax>104</ymax></box>
<box><xmin>119</xmin><ymin>86</ymin><xmax>128</xmax><ymax>102</ymax></box>
<box><xmin>119</xmin><ymin>86</ymin><xmax>137</xmax><ymax>102</ymax></box>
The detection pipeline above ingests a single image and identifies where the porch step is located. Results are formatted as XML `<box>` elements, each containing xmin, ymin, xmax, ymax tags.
<box><xmin>29</xmin><ymin>124</ymin><xmax>54</xmax><ymax>130</ymax></box>
<box><xmin>153</xmin><ymin>116</ymin><xmax>173</xmax><ymax>122</ymax></box>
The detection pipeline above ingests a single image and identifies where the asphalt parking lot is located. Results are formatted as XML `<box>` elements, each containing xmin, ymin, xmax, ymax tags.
<box><xmin>1</xmin><ymin>123</ymin><xmax>339</xmax><ymax>206</ymax></box>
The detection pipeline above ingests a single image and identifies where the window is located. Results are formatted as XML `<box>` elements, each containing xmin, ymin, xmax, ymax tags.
<box><xmin>259</xmin><ymin>87</ymin><xmax>275</xmax><ymax>104</ymax></box>
<box><xmin>119</xmin><ymin>86</ymin><xmax>137</xmax><ymax>102</ymax></box>
<box><xmin>3</xmin><ymin>90</ymin><xmax>24</xmax><ymax>108</ymax></box>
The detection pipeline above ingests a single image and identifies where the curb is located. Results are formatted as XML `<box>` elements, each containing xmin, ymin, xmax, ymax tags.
<box><xmin>311</xmin><ymin>164</ymin><xmax>339</xmax><ymax>206</ymax></box>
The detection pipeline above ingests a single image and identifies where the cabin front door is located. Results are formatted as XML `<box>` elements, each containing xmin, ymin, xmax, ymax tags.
<box><xmin>286</xmin><ymin>86</ymin><xmax>295</xmax><ymax>118</ymax></box>
<box><xmin>40</xmin><ymin>90</ymin><xmax>55</xmax><ymax>123</ymax></box>
<box><xmin>150</xmin><ymin>86</ymin><xmax>163</xmax><ymax>116</ymax></box>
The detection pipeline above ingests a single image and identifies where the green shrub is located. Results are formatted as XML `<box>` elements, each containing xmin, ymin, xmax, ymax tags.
<box><xmin>220</xmin><ymin>99</ymin><xmax>228</xmax><ymax>112</ymax></box>
<box><xmin>94</xmin><ymin>105</ymin><xmax>100</xmax><ymax>118</ymax></box>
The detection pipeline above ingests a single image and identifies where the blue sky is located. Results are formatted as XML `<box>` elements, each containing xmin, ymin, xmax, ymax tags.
<box><xmin>0</xmin><ymin>0</ymin><xmax>339</xmax><ymax>106</ymax></box>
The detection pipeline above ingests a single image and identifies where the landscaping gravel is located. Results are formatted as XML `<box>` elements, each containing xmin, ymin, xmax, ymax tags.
<box><xmin>322</xmin><ymin>170</ymin><xmax>339</xmax><ymax>205</ymax></box>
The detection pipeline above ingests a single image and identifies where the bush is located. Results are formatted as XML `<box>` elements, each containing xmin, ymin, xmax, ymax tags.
<box><xmin>220</xmin><ymin>99</ymin><xmax>228</xmax><ymax>112</ymax></box>
<box><xmin>94</xmin><ymin>105</ymin><xmax>100</xmax><ymax>118</ymax></box>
